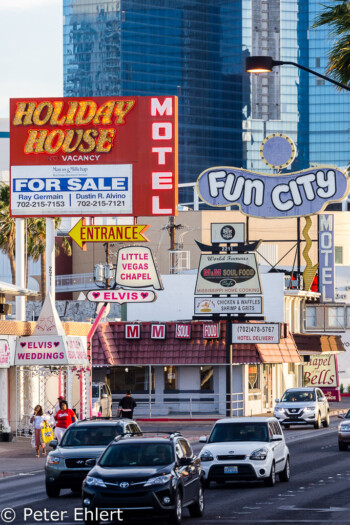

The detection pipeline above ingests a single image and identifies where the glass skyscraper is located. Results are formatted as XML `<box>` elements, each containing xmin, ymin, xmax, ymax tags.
<box><xmin>63</xmin><ymin>0</ymin><xmax>350</xmax><ymax>206</ymax></box>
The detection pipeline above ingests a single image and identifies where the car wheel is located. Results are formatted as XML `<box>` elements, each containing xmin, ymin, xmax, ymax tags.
<box><xmin>283</xmin><ymin>424</ymin><xmax>290</xmax><ymax>429</ymax></box>
<box><xmin>189</xmin><ymin>483</ymin><xmax>204</xmax><ymax>517</ymax></box>
<box><xmin>279</xmin><ymin>456</ymin><xmax>290</xmax><ymax>482</ymax></box>
<box><xmin>169</xmin><ymin>490</ymin><xmax>183</xmax><ymax>525</ymax></box>
<box><xmin>322</xmin><ymin>412</ymin><xmax>330</xmax><ymax>428</ymax></box>
<box><xmin>264</xmin><ymin>462</ymin><xmax>276</xmax><ymax>487</ymax></box>
<box><xmin>339</xmin><ymin>440</ymin><xmax>348</xmax><ymax>451</ymax></box>
<box><xmin>314</xmin><ymin>412</ymin><xmax>321</xmax><ymax>429</ymax></box>
<box><xmin>45</xmin><ymin>482</ymin><xmax>60</xmax><ymax>498</ymax></box>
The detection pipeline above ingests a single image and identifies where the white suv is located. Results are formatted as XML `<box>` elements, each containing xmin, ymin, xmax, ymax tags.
<box><xmin>91</xmin><ymin>382</ymin><xmax>112</xmax><ymax>417</ymax></box>
<box><xmin>274</xmin><ymin>387</ymin><xmax>330</xmax><ymax>429</ymax></box>
<box><xmin>199</xmin><ymin>417</ymin><xmax>290</xmax><ymax>488</ymax></box>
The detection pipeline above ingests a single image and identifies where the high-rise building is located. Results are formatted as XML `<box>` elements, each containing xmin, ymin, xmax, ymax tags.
<box><xmin>63</xmin><ymin>0</ymin><xmax>350</xmax><ymax>206</ymax></box>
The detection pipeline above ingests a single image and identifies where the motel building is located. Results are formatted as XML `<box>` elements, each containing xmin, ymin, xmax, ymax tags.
<box><xmin>91</xmin><ymin>272</ymin><xmax>345</xmax><ymax>417</ymax></box>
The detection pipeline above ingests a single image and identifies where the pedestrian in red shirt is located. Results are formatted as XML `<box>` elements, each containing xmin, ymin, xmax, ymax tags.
<box><xmin>54</xmin><ymin>400</ymin><xmax>77</xmax><ymax>442</ymax></box>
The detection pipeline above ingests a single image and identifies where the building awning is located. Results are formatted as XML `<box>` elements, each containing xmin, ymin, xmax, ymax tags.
<box><xmin>256</xmin><ymin>331</ymin><xmax>301</xmax><ymax>364</ymax></box>
<box><xmin>92</xmin><ymin>321</ymin><xmax>301</xmax><ymax>366</ymax></box>
<box><xmin>293</xmin><ymin>334</ymin><xmax>345</xmax><ymax>355</ymax></box>
<box><xmin>0</xmin><ymin>281</ymin><xmax>39</xmax><ymax>297</ymax></box>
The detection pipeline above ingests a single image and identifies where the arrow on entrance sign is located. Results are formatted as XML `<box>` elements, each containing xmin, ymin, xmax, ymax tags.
<box><xmin>68</xmin><ymin>219</ymin><xmax>150</xmax><ymax>249</ymax></box>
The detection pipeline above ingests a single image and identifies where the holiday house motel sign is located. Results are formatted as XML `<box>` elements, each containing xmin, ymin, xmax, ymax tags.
<box><xmin>10</xmin><ymin>96</ymin><xmax>178</xmax><ymax>217</ymax></box>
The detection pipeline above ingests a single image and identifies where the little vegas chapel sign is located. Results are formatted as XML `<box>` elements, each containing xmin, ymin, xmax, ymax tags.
<box><xmin>10</xmin><ymin>96</ymin><xmax>178</xmax><ymax>217</ymax></box>
<box><xmin>196</xmin><ymin>166</ymin><xmax>349</xmax><ymax>218</ymax></box>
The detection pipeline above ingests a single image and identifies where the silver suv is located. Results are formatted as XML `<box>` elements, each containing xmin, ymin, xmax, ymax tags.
<box><xmin>274</xmin><ymin>387</ymin><xmax>330</xmax><ymax>429</ymax></box>
<box><xmin>45</xmin><ymin>418</ymin><xmax>142</xmax><ymax>497</ymax></box>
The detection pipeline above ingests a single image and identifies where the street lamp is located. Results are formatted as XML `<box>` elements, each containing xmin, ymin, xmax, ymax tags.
<box><xmin>245</xmin><ymin>56</ymin><xmax>350</xmax><ymax>92</ymax></box>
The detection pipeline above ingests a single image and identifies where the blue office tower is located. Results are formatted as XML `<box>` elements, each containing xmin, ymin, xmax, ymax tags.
<box><xmin>63</xmin><ymin>0</ymin><xmax>350</xmax><ymax>206</ymax></box>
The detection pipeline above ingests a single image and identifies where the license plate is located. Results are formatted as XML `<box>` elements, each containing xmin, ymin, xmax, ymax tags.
<box><xmin>224</xmin><ymin>466</ymin><xmax>238</xmax><ymax>474</ymax></box>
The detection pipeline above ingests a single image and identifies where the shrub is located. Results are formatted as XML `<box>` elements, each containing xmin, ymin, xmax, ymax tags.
<box><xmin>347</xmin><ymin>384</ymin><xmax>350</xmax><ymax>393</ymax></box>
<box><xmin>340</xmin><ymin>383</ymin><xmax>344</xmax><ymax>394</ymax></box>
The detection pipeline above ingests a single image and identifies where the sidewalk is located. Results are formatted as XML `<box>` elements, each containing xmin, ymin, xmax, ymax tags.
<box><xmin>1</xmin><ymin>398</ymin><xmax>349</xmax><ymax>480</ymax></box>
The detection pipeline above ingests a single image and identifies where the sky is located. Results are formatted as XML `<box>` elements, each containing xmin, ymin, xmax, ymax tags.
<box><xmin>0</xmin><ymin>0</ymin><xmax>63</xmax><ymax>118</ymax></box>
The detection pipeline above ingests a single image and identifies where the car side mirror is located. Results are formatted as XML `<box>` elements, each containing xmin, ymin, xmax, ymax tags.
<box><xmin>275</xmin><ymin>398</ymin><xmax>280</xmax><ymax>403</ymax></box>
<box><xmin>338</xmin><ymin>414</ymin><xmax>345</xmax><ymax>419</ymax></box>
<box><xmin>102</xmin><ymin>393</ymin><xmax>108</xmax><ymax>399</ymax></box>
<box><xmin>49</xmin><ymin>439</ymin><xmax>58</xmax><ymax>448</ymax></box>
<box><xmin>199</xmin><ymin>436</ymin><xmax>207</xmax><ymax>443</ymax></box>
<box><xmin>85</xmin><ymin>458</ymin><xmax>96</xmax><ymax>467</ymax></box>
<box><xmin>272</xmin><ymin>435</ymin><xmax>283</xmax><ymax>441</ymax></box>
<box><xmin>178</xmin><ymin>457</ymin><xmax>193</xmax><ymax>466</ymax></box>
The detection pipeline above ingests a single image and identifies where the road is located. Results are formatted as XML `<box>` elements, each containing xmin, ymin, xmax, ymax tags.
<box><xmin>1</xmin><ymin>417</ymin><xmax>350</xmax><ymax>525</ymax></box>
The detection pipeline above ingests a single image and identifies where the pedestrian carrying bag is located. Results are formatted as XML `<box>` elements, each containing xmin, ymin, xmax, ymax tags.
<box><xmin>40</xmin><ymin>421</ymin><xmax>54</xmax><ymax>443</ymax></box>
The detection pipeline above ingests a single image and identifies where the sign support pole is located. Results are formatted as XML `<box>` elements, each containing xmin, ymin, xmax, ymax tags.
<box><xmin>15</xmin><ymin>218</ymin><xmax>26</xmax><ymax>321</ymax></box>
<box><xmin>46</xmin><ymin>218</ymin><xmax>55</xmax><ymax>299</ymax></box>
<box><xmin>226</xmin><ymin>316</ymin><xmax>233</xmax><ymax>418</ymax></box>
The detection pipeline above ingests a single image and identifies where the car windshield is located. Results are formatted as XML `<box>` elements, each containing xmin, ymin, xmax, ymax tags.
<box><xmin>281</xmin><ymin>391</ymin><xmax>315</xmax><ymax>402</ymax></box>
<box><xmin>60</xmin><ymin>426</ymin><xmax>122</xmax><ymax>447</ymax></box>
<box><xmin>99</xmin><ymin>442</ymin><xmax>174</xmax><ymax>468</ymax></box>
<box><xmin>345</xmin><ymin>410</ymin><xmax>350</xmax><ymax>419</ymax></box>
<box><xmin>92</xmin><ymin>385</ymin><xmax>100</xmax><ymax>398</ymax></box>
<box><xmin>208</xmin><ymin>423</ymin><xmax>269</xmax><ymax>443</ymax></box>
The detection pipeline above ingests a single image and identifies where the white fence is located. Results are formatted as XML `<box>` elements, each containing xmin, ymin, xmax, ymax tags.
<box><xmin>112</xmin><ymin>392</ymin><xmax>244</xmax><ymax>418</ymax></box>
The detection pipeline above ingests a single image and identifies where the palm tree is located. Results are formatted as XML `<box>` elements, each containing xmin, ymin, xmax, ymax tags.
<box><xmin>27</xmin><ymin>217</ymin><xmax>72</xmax><ymax>299</ymax></box>
<box><xmin>0</xmin><ymin>183</ymin><xmax>16</xmax><ymax>283</ymax></box>
<box><xmin>313</xmin><ymin>1</ymin><xmax>350</xmax><ymax>88</ymax></box>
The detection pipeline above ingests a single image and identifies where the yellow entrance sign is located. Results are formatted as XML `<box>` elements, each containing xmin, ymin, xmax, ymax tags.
<box><xmin>68</xmin><ymin>219</ymin><xmax>150</xmax><ymax>249</ymax></box>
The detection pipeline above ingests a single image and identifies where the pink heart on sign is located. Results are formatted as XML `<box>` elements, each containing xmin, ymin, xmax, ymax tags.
<box><xmin>20</xmin><ymin>342</ymin><xmax>26</xmax><ymax>348</ymax></box>
<box><xmin>54</xmin><ymin>342</ymin><xmax>59</xmax><ymax>347</ymax></box>
<box><xmin>92</xmin><ymin>292</ymin><xmax>100</xmax><ymax>299</ymax></box>
<box><xmin>141</xmin><ymin>293</ymin><xmax>148</xmax><ymax>299</ymax></box>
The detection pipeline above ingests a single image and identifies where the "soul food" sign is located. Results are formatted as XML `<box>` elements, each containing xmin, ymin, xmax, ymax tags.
<box><xmin>195</xmin><ymin>253</ymin><xmax>261</xmax><ymax>295</ymax></box>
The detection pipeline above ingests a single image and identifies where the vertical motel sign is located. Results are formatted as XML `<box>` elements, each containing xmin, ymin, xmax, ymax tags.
<box><xmin>10</xmin><ymin>96</ymin><xmax>178</xmax><ymax>217</ymax></box>
<box><xmin>318</xmin><ymin>214</ymin><xmax>335</xmax><ymax>302</ymax></box>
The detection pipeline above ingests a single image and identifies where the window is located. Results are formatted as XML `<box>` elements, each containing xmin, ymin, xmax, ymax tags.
<box><xmin>110</xmin><ymin>367</ymin><xmax>154</xmax><ymax>394</ymax></box>
<box><xmin>346</xmin><ymin>306</ymin><xmax>350</xmax><ymax>327</ymax></box>
<box><xmin>305</xmin><ymin>306</ymin><xmax>317</xmax><ymax>328</ymax></box>
<box><xmin>327</xmin><ymin>306</ymin><xmax>345</xmax><ymax>329</ymax></box>
<box><xmin>248</xmin><ymin>365</ymin><xmax>260</xmax><ymax>391</ymax></box>
<box><xmin>200</xmin><ymin>366</ymin><xmax>213</xmax><ymax>391</ymax></box>
<box><xmin>316</xmin><ymin>78</ymin><xmax>325</xmax><ymax>86</ymax></box>
<box><xmin>315</xmin><ymin>57</ymin><xmax>321</xmax><ymax>68</ymax></box>
<box><xmin>335</xmin><ymin>246</ymin><xmax>343</xmax><ymax>264</ymax></box>
<box><xmin>164</xmin><ymin>366</ymin><xmax>177</xmax><ymax>391</ymax></box>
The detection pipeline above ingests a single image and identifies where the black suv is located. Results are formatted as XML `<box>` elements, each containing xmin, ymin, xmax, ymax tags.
<box><xmin>45</xmin><ymin>418</ymin><xmax>142</xmax><ymax>497</ymax></box>
<box><xmin>82</xmin><ymin>432</ymin><xmax>204</xmax><ymax>525</ymax></box>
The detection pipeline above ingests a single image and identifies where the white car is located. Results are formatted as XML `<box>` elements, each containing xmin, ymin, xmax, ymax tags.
<box><xmin>274</xmin><ymin>387</ymin><xmax>330</xmax><ymax>429</ymax></box>
<box><xmin>199</xmin><ymin>417</ymin><xmax>290</xmax><ymax>488</ymax></box>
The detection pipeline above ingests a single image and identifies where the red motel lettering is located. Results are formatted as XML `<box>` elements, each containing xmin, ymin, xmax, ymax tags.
<box><xmin>151</xmin><ymin>324</ymin><xmax>166</xmax><ymax>339</ymax></box>
<box><xmin>125</xmin><ymin>324</ymin><xmax>141</xmax><ymax>339</ymax></box>
<box><xmin>151</xmin><ymin>97</ymin><xmax>176</xmax><ymax>215</ymax></box>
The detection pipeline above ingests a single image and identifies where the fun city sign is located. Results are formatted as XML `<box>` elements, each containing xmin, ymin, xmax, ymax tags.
<box><xmin>68</xmin><ymin>219</ymin><xmax>150</xmax><ymax>249</ymax></box>
<box><xmin>10</xmin><ymin>96</ymin><xmax>178</xmax><ymax>217</ymax></box>
<box><xmin>197</xmin><ymin>166</ymin><xmax>349</xmax><ymax>218</ymax></box>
